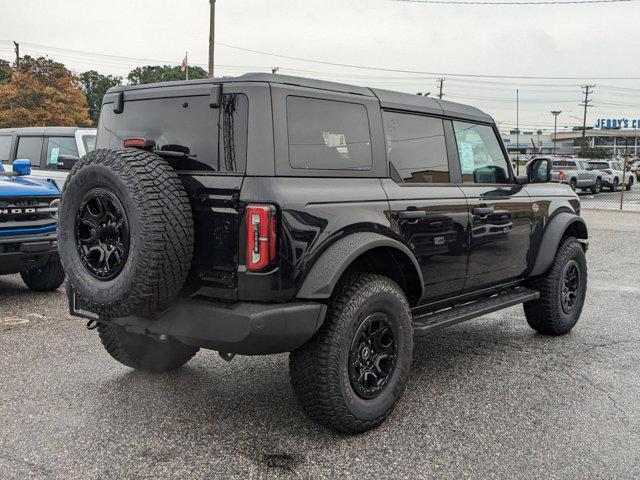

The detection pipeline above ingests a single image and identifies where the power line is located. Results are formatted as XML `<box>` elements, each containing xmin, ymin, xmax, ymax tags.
<box><xmin>215</xmin><ymin>42</ymin><xmax>640</xmax><ymax>80</ymax></box>
<box><xmin>4</xmin><ymin>39</ymin><xmax>640</xmax><ymax>81</ymax></box>
<box><xmin>392</xmin><ymin>0</ymin><xmax>638</xmax><ymax>4</ymax></box>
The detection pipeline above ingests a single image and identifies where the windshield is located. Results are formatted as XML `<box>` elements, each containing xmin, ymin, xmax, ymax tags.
<box><xmin>96</xmin><ymin>93</ymin><xmax>248</xmax><ymax>172</ymax></box>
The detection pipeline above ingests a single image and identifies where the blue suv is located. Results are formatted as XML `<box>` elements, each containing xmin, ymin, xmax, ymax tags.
<box><xmin>0</xmin><ymin>159</ymin><xmax>65</xmax><ymax>291</ymax></box>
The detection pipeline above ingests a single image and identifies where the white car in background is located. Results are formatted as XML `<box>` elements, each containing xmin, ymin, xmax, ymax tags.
<box><xmin>0</xmin><ymin>127</ymin><xmax>96</xmax><ymax>190</ymax></box>
<box><xmin>587</xmin><ymin>159</ymin><xmax>634</xmax><ymax>192</ymax></box>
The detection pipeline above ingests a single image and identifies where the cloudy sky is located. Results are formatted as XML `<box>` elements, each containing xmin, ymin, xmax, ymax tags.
<box><xmin>2</xmin><ymin>0</ymin><xmax>640</xmax><ymax>132</ymax></box>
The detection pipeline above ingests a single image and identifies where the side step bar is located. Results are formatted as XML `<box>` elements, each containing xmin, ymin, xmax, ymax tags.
<box><xmin>412</xmin><ymin>288</ymin><xmax>540</xmax><ymax>337</ymax></box>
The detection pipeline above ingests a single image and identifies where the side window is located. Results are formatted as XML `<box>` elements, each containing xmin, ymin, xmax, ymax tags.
<box><xmin>16</xmin><ymin>136</ymin><xmax>44</xmax><ymax>167</ymax></box>
<box><xmin>287</xmin><ymin>96</ymin><xmax>372</xmax><ymax>171</ymax></box>
<box><xmin>382</xmin><ymin>111</ymin><xmax>449</xmax><ymax>184</ymax></box>
<box><xmin>46</xmin><ymin>137</ymin><xmax>79</xmax><ymax>167</ymax></box>
<box><xmin>453</xmin><ymin>121</ymin><xmax>510</xmax><ymax>184</ymax></box>
<box><xmin>0</xmin><ymin>136</ymin><xmax>12</xmax><ymax>162</ymax></box>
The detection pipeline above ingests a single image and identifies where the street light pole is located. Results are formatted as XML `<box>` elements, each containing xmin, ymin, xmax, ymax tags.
<box><xmin>551</xmin><ymin>111</ymin><xmax>561</xmax><ymax>155</ymax></box>
<box><xmin>208</xmin><ymin>0</ymin><xmax>216</xmax><ymax>78</ymax></box>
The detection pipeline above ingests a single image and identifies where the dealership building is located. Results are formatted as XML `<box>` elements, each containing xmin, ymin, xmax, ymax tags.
<box><xmin>552</xmin><ymin>128</ymin><xmax>640</xmax><ymax>156</ymax></box>
<box><xmin>502</xmin><ymin>116</ymin><xmax>640</xmax><ymax>157</ymax></box>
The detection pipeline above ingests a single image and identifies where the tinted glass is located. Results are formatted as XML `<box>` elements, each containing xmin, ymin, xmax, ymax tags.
<box><xmin>16</xmin><ymin>137</ymin><xmax>43</xmax><ymax>165</ymax></box>
<box><xmin>0</xmin><ymin>136</ymin><xmax>12</xmax><ymax>162</ymax></box>
<box><xmin>589</xmin><ymin>162</ymin><xmax>609</xmax><ymax>170</ymax></box>
<box><xmin>46</xmin><ymin>137</ymin><xmax>78</xmax><ymax>166</ymax></box>
<box><xmin>552</xmin><ymin>160</ymin><xmax>576</xmax><ymax>170</ymax></box>
<box><xmin>453</xmin><ymin>122</ymin><xmax>510</xmax><ymax>183</ymax></box>
<box><xmin>287</xmin><ymin>96</ymin><xmax>372</xmax><ymax>171</ymax></box>
<box><xmin>83</xmin><ymin>134</ymin><xmax>97</xmax><ymax>153</ymax></box>
<box><xmin>97</xmin><ymin>94</ymin><xmax>248</xmax><ymax>172</ymax></box>
<box><xmin>382</xmin><ymin>111</ymin><xmax>449</xmax><ymax>183</ymax></box>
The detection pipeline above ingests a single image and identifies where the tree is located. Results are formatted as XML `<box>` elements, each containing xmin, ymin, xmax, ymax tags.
<box><xmin>79</xmin><ymin>70</ymin><xmax>122</xmax><ymax>125</ymax></box>
<box><xmin>0</xmin><ymin>59</ymin><xmax>10</xmax><ymax>84</ymax></box>
<box><xmin>0</xmin><ymin>56</ymin><xmax>91</xmax><ymax>128</ymax></box>
<box><xmin>578</xmin><ymin>146</ymin><xmax>609</xmax><ymax>159</ymax></box>
<box><xmin>127</xmin><ymin>64</ymin><xmax>208</xmax><ymax>85</ymax></box>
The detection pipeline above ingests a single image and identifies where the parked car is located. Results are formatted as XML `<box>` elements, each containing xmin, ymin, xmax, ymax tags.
<box><xmin>548</xmin><ymin>157</ymin><xmax>603</xmax><ymax>193</ymax></box>
<box><xmin>587</xmin><ymin>160</ymin><xmax>634</xmax><ymax>191</ymax></box>
<box><xmin>0</xmin><ymin>127</ymin><xmax>96</xmax><ymax>190</ymax></box>
<box><xmin>628</xmin><ymin>159</ymin><xmax>640</xmax><ymax>181</ymax></box>
<box><xmin>59</xmin><ymin>74</ymin><xmax>588</xmax><ymax>433</ymax></box>
<box><xmin>0</xmin><ymin>159</ymin><xmax>65</xmax><ymax>291</ymax></box>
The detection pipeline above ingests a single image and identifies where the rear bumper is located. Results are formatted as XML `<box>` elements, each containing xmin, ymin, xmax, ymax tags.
<box><xmin>68</xmin><ymin>286</ymin><xmax>327</xmax><ymax>355</ymax></box>
<box><xmin>0</xmin><ymin>233</ymin><xmax>58</xmax><ymax>275</ymax></box>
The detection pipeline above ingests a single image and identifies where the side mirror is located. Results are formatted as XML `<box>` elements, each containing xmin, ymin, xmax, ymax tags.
<box><xmin>57</xmin><ymin>155</ymin><xmax>80</xmax><ymax>171</ymax></box>
<box><xmin>12</xmin><ymin>159</ymin><xmax>31</xmax><ymax>176</ymax></box>
<box><xmin>527</xmin><ymin>158</ymin><xmax>552</xmax><ymax>184</ymax></box>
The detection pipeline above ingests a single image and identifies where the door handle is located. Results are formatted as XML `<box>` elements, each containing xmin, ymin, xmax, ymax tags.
<box><xmin>472</xmin><ymin>206</ymin><xmax>494</xmax><ymax>216</ymax></box>
<box><xmin>398</xmin><ymin>210</ymin><xmax>427</xmax><ymax>220</ymax></box>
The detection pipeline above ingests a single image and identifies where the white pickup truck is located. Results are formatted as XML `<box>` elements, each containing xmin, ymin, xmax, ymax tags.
<box><xmin>548</xmin><ymin>157</ymin><xmax>603</xmax><ymax>193</ymax></box>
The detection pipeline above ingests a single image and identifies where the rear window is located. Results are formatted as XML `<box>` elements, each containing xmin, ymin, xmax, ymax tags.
<box><xmin>0</xmin><ymin>135</ymin><xmax>12</xmax><ymax>162</ymax></box>
<box><xmin>552</xmin><ymin>160</ymin><xmax>576</xmax><ymax>170</ymax></box>
<box><xmin>97</xmin><ymin>94</ymin><xmax>248</xmax><ymax>172</ymax></box>
<box><xmin>589</xmin><ymin>162</ymin><xmax>609</xmax><ymax>170</ymax></box>
<box><xmin>286</xmin><ymin>96</ymin><xmax>372</xmax><ymax>171</ymax></box>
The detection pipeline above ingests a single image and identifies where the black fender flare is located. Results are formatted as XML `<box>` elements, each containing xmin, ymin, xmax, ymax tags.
<box><xmin>529</xmin><ymin>213</ymin><xmax>588</xmax><ymax>277</ymax></box>
<box><xmin>295</xmin><ymin>231</ymin><xmax>424</xmax><ymax>301</ymax></box>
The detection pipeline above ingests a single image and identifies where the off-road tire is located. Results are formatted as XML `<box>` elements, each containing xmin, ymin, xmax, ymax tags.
<box><xmin>625</xmin><ymin>177</ymin><xmax>633</xmax><ymax>191</ymax></box>
<box><xmin>589</xmin><ymin>178</ymin><xmax>602</xmax><ymax>194</ymax></box>
<box><xmin>524</xmin><ymin>237</ymin><xmax>587</xmax><ymax>335</ymax></box>
<box><xmin>58</xmin><ymin>148</ymin><xmax>194</xmax><ymax>318</ymax></box>
<box><xmin>20</xmin><ymin>257</ymin><xmax>65</xmax><ymax>292</ymax></box>
<box><xmin>97</xmin><ymin>323</ymin><xmax>198</xmax><ymax>373</ymax></box>
<box><xmin>289</xmin><ymin>273</ymin><xmax>413</xmax><ymax>433</ymax></box>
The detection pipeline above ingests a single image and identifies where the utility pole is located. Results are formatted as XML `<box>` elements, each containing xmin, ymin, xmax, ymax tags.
<box><xmin>437</xmin><ymin>78</ymin><xmax>444</xmax><ymax>99</ymax></box>
<box><xmin>580</xmin><ymin>85</ymin><xmax>595</xmax><ymax>147</ymax></box>
<box><xmin>208</xmin><ymin>0</ymin><xmax>216</xmax><ymax>78</ymax></box>
<box><xmin>13</xmin><ymin>41</ymin><xmax>19</xmax><ymax>69</ymax></box>
<box><xmin>516</xmin><ymin>89</ymin><xmax>520</xmax><ymax>175</ymax></box>
<box><xmin>551</xmin><ymin>111</ymin><xmax>561</xmax><ymax>154</ymax></box>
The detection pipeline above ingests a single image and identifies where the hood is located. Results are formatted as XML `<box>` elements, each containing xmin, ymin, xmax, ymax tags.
<box><xmin>0</xmin><ymin>174</ymin><xmax>60</xmax><ymax>197</ymax></box>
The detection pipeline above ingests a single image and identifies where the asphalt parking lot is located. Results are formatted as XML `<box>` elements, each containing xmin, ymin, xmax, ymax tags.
<box><xmin>1</xmin><ymin>209</ymin><xmax>639</xmax><ymax>480</ymax></box>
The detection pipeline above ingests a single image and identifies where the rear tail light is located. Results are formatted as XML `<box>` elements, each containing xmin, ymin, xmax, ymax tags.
<box><xmin>246</xmin><ymin>204</ymin><xmax>277</xmax><ymax>271</ymax></box>
<box><xmin>558</xmin><ymin>171</ymin><xmax>565</xmax><ymax>180</ymax></box>
<box><xmin>124</xmin><ymin>138</ymin><xmax>156</xmax><ymax>150</ymax></box>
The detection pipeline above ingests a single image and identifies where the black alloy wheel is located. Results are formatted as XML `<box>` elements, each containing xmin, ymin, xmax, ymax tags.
<box><xmin>348</xmin><ymin>312</ymin><xmax>398</xmax><ymax>399</ymax></box>
<box><xmin>561</xmin><ymin>260</ymin><xmax>580</xmax><ymax>314</ymax></box>
<box><xmin>76</xmin><ymin>188</ymin><xmax>130</xmax><ymax>281</ymax></box>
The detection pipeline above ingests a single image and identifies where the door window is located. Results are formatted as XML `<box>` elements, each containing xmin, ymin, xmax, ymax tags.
<box><xmin>286</xmin><ymin>96</ymin><xmax>372</xmax><ymax>171</ymax></box>
<box><xmin>16</xmin><ymin>137</ymin><xmax>44</xmax><ymax>166</ymax></box>
<box><xmin>0</xmin><ymin>136</ymin><xmax>12</xmax><ymax>162</ymax></box>
<box><xmin>453</xmin><ymin>122</ymin><xmax>510</xmax><ymax>184</ymax></box>
<box><xmin>382</xmin><ymin>111</ymin><xmax>449</xmax><ymax>183</ymax></box>
<box><xmin>46</xmin><ymin>137</ymin><xmax>78</xmax><ymax>167</ymax></box>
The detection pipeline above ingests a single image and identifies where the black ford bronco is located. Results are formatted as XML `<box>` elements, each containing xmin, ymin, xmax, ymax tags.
<box><xmin>59</xmin><ymin>74</ymin><xmax>588</xmax><ymax>433</ymax></box>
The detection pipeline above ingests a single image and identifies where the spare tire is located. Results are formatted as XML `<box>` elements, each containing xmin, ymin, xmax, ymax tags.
<box><xmin>58</xmin><ymin>148</ymin><xmax>194</xmax><ymax>318</ymax></box>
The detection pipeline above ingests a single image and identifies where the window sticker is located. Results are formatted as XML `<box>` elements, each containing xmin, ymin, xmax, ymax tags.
<box><xmin>50</xmin><ymin>147</ymin><xmax>60</xmax><ymax>165</ymax></box>
<box><xmin>323</xmin><ymin>132</ymin><xmax>350</xmax><ymax>160</ymax></box>
<box><xmin>458</xmin><ymin>142</ymin><xmax>474</xmax><ymax>174</ymax></box>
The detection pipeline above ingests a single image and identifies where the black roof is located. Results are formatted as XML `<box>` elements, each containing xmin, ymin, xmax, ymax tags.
<box><xmin>106</xmin><ymin>73</ymin><xmax>494</xmax><ymax>124</ymax></box>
